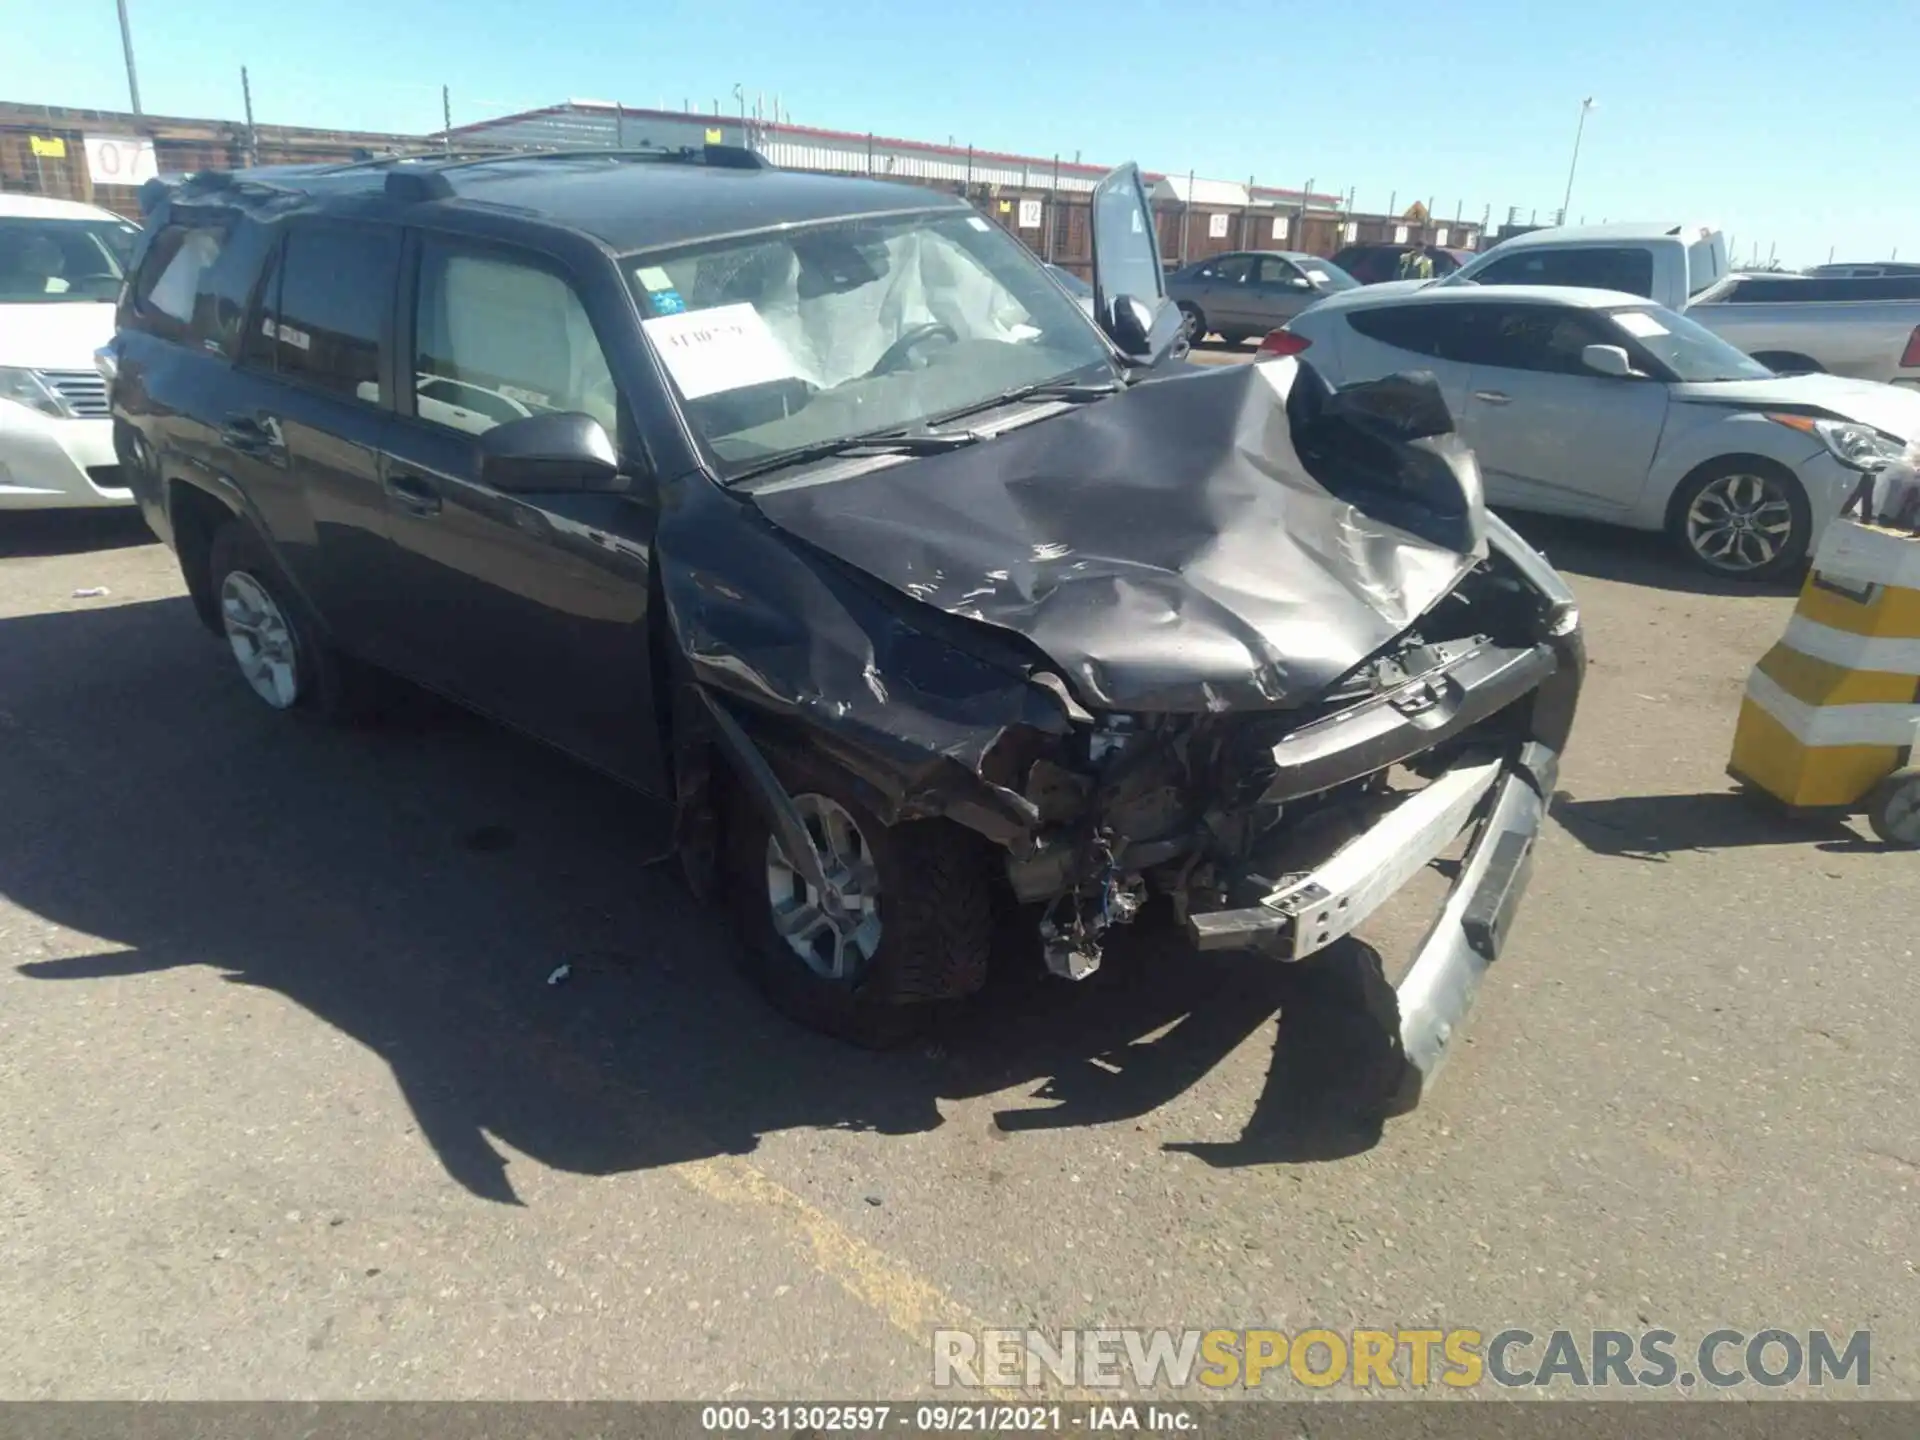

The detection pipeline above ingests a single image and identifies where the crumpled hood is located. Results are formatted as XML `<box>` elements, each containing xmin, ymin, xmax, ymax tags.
<box><xmin>746</xmin><ymin>360</ymin><xmax>1482</xmax><ymax>714</ymax></box>
<box><xmin>1675</xmin><ymin>373</ymin><xmax>1920</xmax><ymax>440</ymax></box>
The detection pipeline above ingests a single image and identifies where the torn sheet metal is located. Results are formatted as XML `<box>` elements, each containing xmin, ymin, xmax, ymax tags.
<box><xmin>739</xmin><ymin>360</ymin><xmax>1486</xmax><ymax>714</ymax></box>
<box><xmin>655</xmin><ymin>470</ymin><xmax>1072</xmax><ymax>836</ymax></box>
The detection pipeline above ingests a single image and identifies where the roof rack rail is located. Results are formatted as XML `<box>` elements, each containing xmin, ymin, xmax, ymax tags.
<box><xmin>378</xmin><ymin>143</ymin><xmax>769</xmax><ymax>200</ymax></box>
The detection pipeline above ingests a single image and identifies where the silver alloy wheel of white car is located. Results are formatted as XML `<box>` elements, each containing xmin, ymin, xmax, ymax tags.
<box><xmin>764</xmin><ymin>793</ymin><xmax>883</xmax><ymax>980</ymax></box>
<box><xmin>1684</xmin><ymin>471</ymin><xmax>1798</xmax><ymax>573</ymax></box>
<box><xmin>219</xmin><ymin>570</ymin><xmax>301</xmax><ymax>709</ymax></box>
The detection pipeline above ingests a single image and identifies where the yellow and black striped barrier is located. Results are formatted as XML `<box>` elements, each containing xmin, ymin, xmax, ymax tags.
<box><xmin>1729</xmin><ymin>516</ymin><xmax>1920</xmax><ymax>846</ymax></box>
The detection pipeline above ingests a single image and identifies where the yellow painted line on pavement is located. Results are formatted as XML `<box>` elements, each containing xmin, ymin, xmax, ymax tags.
<box><xmin>673</xmin><ymin>1154</ymin><xmax>1077</xmax><ymax>1401</ymax></box>
<box><xmin>522</xmin><ymin>1010</ymin><xmax>1085</xmax><ymax>1397</ymax></box>
<box><xmin>675</xmin><ymin>1155</ymin><xmax>971</xmax><ymax>1342</ymax></box>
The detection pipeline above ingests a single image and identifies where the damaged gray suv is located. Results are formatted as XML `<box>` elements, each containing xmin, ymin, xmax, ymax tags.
<box><xmin>108</xmin><ymin>146</ymin><xmax>1583</xmax><ymax>1104</ymax></box>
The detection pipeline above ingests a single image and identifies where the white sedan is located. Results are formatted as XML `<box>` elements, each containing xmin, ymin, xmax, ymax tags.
<box><xmin>0</xmin><ymin>194</ymin><xmax>142</xmax><ymax>511</ymax></box>
<box><xmin>1272</xmin><ymin>284</ymin><xmax>1919</xmax><ymax>578</ymax></box>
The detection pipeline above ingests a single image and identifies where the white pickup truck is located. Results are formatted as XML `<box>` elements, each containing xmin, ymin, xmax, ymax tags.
<box><xmin>1425</xmin><ymin>223</ymin><xmax>1920</xmax><ymax>390</ymax></box>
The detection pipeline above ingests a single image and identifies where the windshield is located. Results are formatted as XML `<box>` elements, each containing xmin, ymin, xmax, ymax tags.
<box><xmin>626</xmin><ymin>209</ymin><xmax>1114</xmax><ymax>475</ymax></box>
<box><xmin>0</xmin><ymin>216</ymin><xmax>140</xmax><ymax>303</ymax></box>
<box><xmin>1606</xmin><ymin>305</ymin><xmax>1773</xmax><ymax>383</ymax></box>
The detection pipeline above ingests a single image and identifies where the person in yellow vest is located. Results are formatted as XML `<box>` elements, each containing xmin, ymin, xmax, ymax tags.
<box><xmin>1397</xmin><ymin>245</ymin><xmax>1436</xmax><ymax>281</ymax></box>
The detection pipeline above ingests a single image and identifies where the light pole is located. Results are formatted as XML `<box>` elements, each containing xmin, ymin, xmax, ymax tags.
<box><xmin>116</xmin><ymin>0</ymin><xmax>143</xmax><ymax>113</ymax></box>
<box><xmin>1561</xmin><ymin>97</ymin><xmax>1595</xmax><ymax>220</ymax></box>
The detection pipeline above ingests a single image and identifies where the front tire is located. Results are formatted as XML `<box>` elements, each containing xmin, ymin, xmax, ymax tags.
<box><xmin>1668</xmin><ymin>458</ymin><xmax>1811</xmax><ymax>580</ymax></box>
<box><xmin>722</xmin><ymin>753</ymin><xmax>996</xmax><ymax>1047</ymax></box>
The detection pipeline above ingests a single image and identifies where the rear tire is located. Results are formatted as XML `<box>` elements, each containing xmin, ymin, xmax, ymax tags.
<box><xmin>721</xmin><ymin>752</ymin><xmax>996</xmax><ymax>1048</ymax></box>
<box><xmin>206</xmin><ymin>521</ymin><xmax>376</xmax><ymax>720</ymax></box>
<box><xmin>1177</xmin><ymin>303</ymin><xmax>1207</xmax><ymax>345</ymax></box>
<box><xmin>1667</xmin><ymin>457</ymin><xmax>1811</xmax><ymax>580</ymax></box>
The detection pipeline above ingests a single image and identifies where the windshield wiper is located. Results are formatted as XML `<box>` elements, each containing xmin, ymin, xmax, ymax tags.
<box><xmin>728</xmin><ymin>426</ymin><xmax>981</xmax><ymax>482</ymax></box>
<box><xmin>926</xmin><ymin>376</ymin><xmax>1124</xmax><ymax>428</ymax></box>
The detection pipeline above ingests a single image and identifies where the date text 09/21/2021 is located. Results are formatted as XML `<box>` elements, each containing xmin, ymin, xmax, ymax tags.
<box><xmin>701</xmin><ymin>1406</ymin><xmax>1190</xmax><ymax>1433</ymax></box>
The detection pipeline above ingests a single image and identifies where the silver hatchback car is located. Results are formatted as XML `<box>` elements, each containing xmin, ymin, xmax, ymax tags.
<box><xmin>1165</xmin><ymin>250</ymin><xmax>1358</xmax><ymax>346</ymax></box>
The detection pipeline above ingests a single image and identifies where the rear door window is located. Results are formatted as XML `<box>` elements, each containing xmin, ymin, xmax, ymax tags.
<box><xmin>1206</xmin><ymin>254</ymin><xmax>1254</xmax><ymax>283</ymax></box>
<box><xmin>1471</xmin><ymin>246</ymin><xmax>1656</xmax><ymax>297</ymax></box>
<box><xmin>1346</xmin><ymin>304</ymin><xmax>1476</xmax><ymax>360</ymax></box>
<box><xmin>187</xmin><ymin>219</ymin><xmax>275</xmax><ymax>358</ymax></box>
<box><xmin>257</xmin><ymin>221</ymin><xmax>401</xmax><ymax>404</ymax></box>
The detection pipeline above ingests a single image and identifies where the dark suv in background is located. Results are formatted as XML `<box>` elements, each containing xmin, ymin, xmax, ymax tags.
<box><xmin>1331</xmin><ymin>242</ymin><xmax>1475</xmax><ymax>285</ymax></box>
<box><xmin>103</xmin><ymin>146</ymin><xmax>1581</xmax><ymax>1104</ymax></box>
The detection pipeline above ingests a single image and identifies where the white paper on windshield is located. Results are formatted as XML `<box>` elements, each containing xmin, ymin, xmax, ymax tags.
<box><xmin>642</xmin><ymin>303</ymin><xmax>799</xmax><ymax>399</ymax></box>
<box><xmin>1614</xmin><ymin>311</ymin><xmax>1670</xmax><ymax>338</ymax></box>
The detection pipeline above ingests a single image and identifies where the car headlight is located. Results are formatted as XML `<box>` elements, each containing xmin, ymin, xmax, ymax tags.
<box><xmin>0</xmin><ymin>366</ymin><xmax>76</xmax><ymax>419</ymax></box>
<box><xmin>1768</xmin><ymin>412</ymin><xmax>1903</xmax><ymax>471</ymax></box>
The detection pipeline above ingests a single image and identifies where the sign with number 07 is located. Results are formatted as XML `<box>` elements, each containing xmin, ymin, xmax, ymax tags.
<box><xmin>83</xmin><ymin>135</ymin><xmax>159</xmax><ymax>186</ymax></box>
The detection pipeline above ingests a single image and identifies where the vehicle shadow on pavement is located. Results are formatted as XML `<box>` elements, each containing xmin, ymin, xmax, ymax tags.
<box><xmin>953</xmin><ymin>934</ymin><xmax>1401</xmax><ymax>1164</ymax></box>
<box><xmin>3</xmin><ymin>598</ymin><xmax>1400</xmax><ymax>1204</ymax></box>
<box><xmin>1551</xmin><ymin>789</ymin><xmax>1857</xmax><ymax>860</ymax></box>
<box><xmin>0</xmin><ymin>509</ymin><xmax>155</xmax><ymax>560</ymax></box>
<box><xmin>1498</xmin><ymin>513</ymin><xmax>1804</xmax><ymax>598</ymax></box>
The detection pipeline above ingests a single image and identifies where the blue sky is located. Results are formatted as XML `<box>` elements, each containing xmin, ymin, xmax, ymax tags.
<box><xmin>6</xmin><ymin>0</ymin><xmax>1914</xmax><ymax>267</ymax></box>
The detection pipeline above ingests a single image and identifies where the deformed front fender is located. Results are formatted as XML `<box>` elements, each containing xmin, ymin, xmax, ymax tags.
<box><xmin>653</xmin><ymin>472</ymin><xmax>1076</xmax><ymax>865</ymax></box>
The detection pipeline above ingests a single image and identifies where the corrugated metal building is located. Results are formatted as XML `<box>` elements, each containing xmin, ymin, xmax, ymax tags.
<box><xmin>2</xmin><ymin>96</ymin><xmax>1484</xmax><ymax>272</ymax></box>
<box><xmin>0</xmin><ymin>100</ymin><xmax>424</xmax><ymax>218</ymax></box>
<box><xmin>441</xmin><ymin>101</ymin><xmax>1355</xmax><ymax>277</ymax></box>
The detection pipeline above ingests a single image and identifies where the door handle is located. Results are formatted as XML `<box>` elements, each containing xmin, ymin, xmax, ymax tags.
<box><xmin>385</xmin><ymin>472</ymin><xmax>442</xmax><ymax>515</ymax></box>
<box><xmin>1472</xmin><ymin>390</ymin><xmax>1512</xmax><ymax>405</ymax></box>
<box><xmin>220</xmin><ymin>414</ymin><xmax>283</xmax><ymax>453</ymax></box>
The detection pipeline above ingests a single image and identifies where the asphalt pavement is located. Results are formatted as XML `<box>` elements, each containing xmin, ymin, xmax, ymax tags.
<box><xmin>0</xmin><ymin>482</ymin><xmax>1914</xmax><ymax>1401</ymax></box>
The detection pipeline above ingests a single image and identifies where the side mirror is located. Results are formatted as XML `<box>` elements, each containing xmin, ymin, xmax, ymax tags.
<box><xmin>1089</xmin><ymin>161</ymin><xmax>1183</xmax><ymax>366</ymax></box>
<box><xmin>1581</xmin><ymin>343</ymin><xmax>1636</xmax><ymax>378</ymax></box>
<box><xmin>1288</xmin><ymin>276</ymin><xmax>1314</xmax><ymax>291</ymax></box>
<box><xmin>1101</xmin><ymin>294</ymin><xmax>1157</xmax><ymax>355</ymax></box>
<box><xmin>477</xmin><ymin>412</ymin><xmax>620</xmax><ymax>492</ymax></box>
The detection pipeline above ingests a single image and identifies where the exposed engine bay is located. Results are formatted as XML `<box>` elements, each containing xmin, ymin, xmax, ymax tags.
<box><xmin>991</xmin><ymin>544</ymin><xmax>1573</xmax><ymax>979</ymax></box>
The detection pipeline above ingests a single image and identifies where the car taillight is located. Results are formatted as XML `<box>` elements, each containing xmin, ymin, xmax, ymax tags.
<box><xmin>1901</xmin><ymin>325</ymin><xmax>1920</xmax><ymax>368</ymax></box>
<box><xmin>1257</xmin><ymin>330</ymin><xmax>1311</xmax><ymax>357</ymax></box>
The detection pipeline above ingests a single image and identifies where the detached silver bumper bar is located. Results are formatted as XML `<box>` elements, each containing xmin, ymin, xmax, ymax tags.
<box><xmin>1188</xmin><ymin>742</ymin><xmax>1559</xmax><ymax>1105</ymax></box>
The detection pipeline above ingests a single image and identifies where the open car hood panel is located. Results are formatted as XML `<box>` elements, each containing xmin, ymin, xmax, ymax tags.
<box><xmin>747</xmin><ymin>361</ymin><xmax>1482</xmax><ymax>713</ymax></box>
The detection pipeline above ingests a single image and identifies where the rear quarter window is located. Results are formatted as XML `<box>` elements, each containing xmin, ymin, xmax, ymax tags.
<box><xmin>126</xmin><ymin>221</ymin><xmax>229</xmax><ymax>340</ymax></box>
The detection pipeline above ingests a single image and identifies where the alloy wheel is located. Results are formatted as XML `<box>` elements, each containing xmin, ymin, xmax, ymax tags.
<box><xmin>219</xmin><ymin>570</ymin><xmax>301</xmax><ymax>709</ymax></box>
<box><xmin>1684</xmin><ymin>472</ymin><xmax>1797</xmax><ymax>573</ymax></box>
<box><xmin>765</xmin><ymin>793</ymin><xmax>883</xmax><ymax>980</ymax></box>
